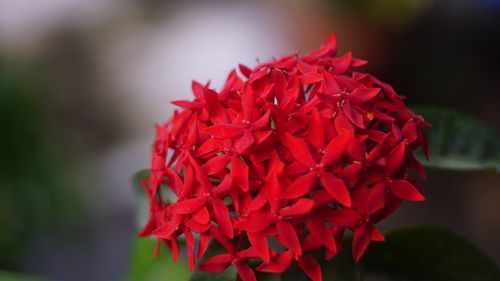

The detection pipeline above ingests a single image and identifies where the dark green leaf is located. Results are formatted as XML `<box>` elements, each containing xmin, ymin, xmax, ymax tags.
<box><xmin>362</xmin><ymin>225</ymin><xmax>500</xmax><ymax>281</ymax></box>
<box><xmin>413</xmin><ymin>106</ymin><xmax>500</xmax><ymax>172</ymax></box>
<box><xmin>0</xmin><ymin>270</ymin><xmax>53</xmax><ymax>281</ymax></box>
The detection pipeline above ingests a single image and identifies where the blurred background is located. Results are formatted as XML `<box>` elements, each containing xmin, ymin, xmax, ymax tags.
<box><xmin>0</xmin><ymin>0</ymin><xmax>499</xmax><ymax>280</ymax></box>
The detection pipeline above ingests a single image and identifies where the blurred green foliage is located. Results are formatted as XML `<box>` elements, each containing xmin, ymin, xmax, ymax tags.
<box><xmin>0</xmin><ymin>270</ymin><xmax>54</xmax><ymax>281</ymax></box>
<box><xmin>0</xmin><ymin>56</ymin><xmax>83</xmax><ymax>269</ymax></box>
<box><xmin>363</xmin><ymin>226</ymin><xmax>500</xmax><ymax>281</ymax></box>
<box><xmin>127</xmin><ymin>237</ymin><xmax>190</xmax><ymax>281</ymax></box>
<box><xmin>414</xmin><ymin>106</ymin><xmax>500</xmax><ymax>172</ymax></box>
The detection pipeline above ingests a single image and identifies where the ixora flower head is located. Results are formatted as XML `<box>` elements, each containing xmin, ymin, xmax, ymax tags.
<box><xmin>140</xmin><ymin>33</ymin><xmax>430</xmax><ymax>281</ymax></box>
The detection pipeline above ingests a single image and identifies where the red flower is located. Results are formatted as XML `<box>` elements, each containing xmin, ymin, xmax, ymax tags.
<box><xmin>141</xmin><ymin>33</ymin><xmax>429</xmax><ymax>281</ymax></box>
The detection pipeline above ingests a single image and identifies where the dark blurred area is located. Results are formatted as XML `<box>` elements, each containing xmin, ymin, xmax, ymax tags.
<box><xmin>0</xmin><ymin>0</ymin><xmax>498</xmax><ymax>281</ymax></box>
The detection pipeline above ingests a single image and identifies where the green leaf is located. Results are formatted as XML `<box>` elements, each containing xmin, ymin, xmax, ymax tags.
<box><xmin>362</xmin><ymin>225</ymin><xmax>500</xmax><ymax>281</ymax></box>
<box><xmin>0</xmin><ymin>270</ymin><xmax>53</xmax><ymax>281</ymax></box>
<box><xmin>413</xmin><ymin>106</ymin><xmax>500</xmax><ymax>172</ymax></box>
<box><xmin>127</xmin><ymin>237</ymin><xmax>190</xmax><ymax>281</ymax></box>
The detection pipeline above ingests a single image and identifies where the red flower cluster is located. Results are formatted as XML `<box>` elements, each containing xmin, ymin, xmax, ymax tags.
<box><xmin>140</xmin><ymin>33</ymin><xmax>429</xmax><ymax>281</ymax></box>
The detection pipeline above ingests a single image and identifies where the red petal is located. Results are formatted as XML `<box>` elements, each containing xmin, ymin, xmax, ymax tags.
<box><xmin>280</xmin><ymin>198</ymin><xmax>315</xmax><ymax>217</ymax></box>
<box><xmin>198</xmin><ymin>254</ymin><xmax>232</xmax><ymax>272</ymax></box>
<box><xmin>285</xmin><ymin>161</ymin><xmax>310</xmax><ymax>176</ymax></box>
<box><xmin>311</xmin><ymin>189</ymin><xmax>333</xmax><ymax>207</ymax></box>
<box><xmin>189</xmin><ymin>155</ymin><xmax>213</xmax><ymax>190</ymax></box>
<box><xmin>266</xmin><ymin>172</ymin><xmax>282</xmax><ymax>212</ymax></box>
<box><xmin>348</xmin><ymin>88</ymin><xmax>380</xmax><ymax>104</ymax></box>
<box><xmin>276</xmin><ymin>220</ymin><xmax>302</xmax><ymax>256</ymax></box>
<box><xmin>213</xmin><ymin>174</ymin><xmax>233</xmax><ymax>196</ymax></box>
<box><xmin>231</xmin><ymin>156</ymin><xmax>249</xmax><ymax>192</ymax></box>
<box><xmin>204</xmin><ymin>124</ymin><xmax>243</xmax><ymax>138</ymax></box>
<box><xmin>185</xmin><ymin>218</ymin><xmax>211</xmax><ymax>233</ymax></box>
<box><xmin>253</xmin><ymin>130</ymin><xmax>273</xmax><ymax>146</ymax></box>
<box><xmin>197</xmin><ymin>232</ymin><xmax>211</xmax><ymax>258</ymax></box>
<box><xmin>371</xmin><ymin>226</ymin><xmax>385</xmax><ymax>242</ymax></box>
<box><xmin>306</xmin><ymin>216</ymin><xmax>337</xmax><ymax>251</ymax></box>
<box><xmin>185</xmin><ymin>230</ymin><xmax>196</xmax><ymax>271</ymax></box>
<box><xmin>192</xmin><ymin>80</ymin><xmax>205</xmax><ymax>99</ymax></box>
<box><xmin>241</xmin><ymin>85</ymin><xmax>255</xmax><ymax>121</ymax></box>
<box><xmin>343</xmin><ymin>162</ymin><xmax>363</xmax><ymax>186</ymax></box>
<box><xmin>211</xmin><ymin>227</ymin><xmax>235</xmax><ymax>253</ymax></box>
<box><xmin>368</xmin><ymin>183</ymin><xmax>386</xmax><ymax>215</ymax></box>
<box><xmin>139</xmin><ymin>217</ymin><xmax>156</xmax><ymax>237</ymax></box>
<box><xmin>204</xmin><ymin>155</ymin><xmax>228</xmax><ymax>175</ymax></box>
<box><xmin>402</xmin><ymin>120</ymin><xmax>418</xmax><ymax>144</ymax></box>
<box><xmin>152</xmin><ymin>214</ymin><xmax>182</xmax><ymax>239</ymax></box>
<box><xmin>308</xmin><ymin>108</ymin><xmax>325</xmax><ymax>149</ymax></box>
<box><xmin>170</xmin><ymin>237</ymin><xmax>180</xmax><ymax>262</ymax></box>
<box><xmin>324</xmin><ymin>209</ymin><xmax>362</xmax><ymax>227</ymax></box>
<box><xmin>319</xmin><ymin>32</ymin><xmax>338</xmax><ymax>56</ymax></box>
<box><xmin>302</xmin><ymin>233</ymin><xmax>323</xmax><ymax>252</ymax></box>
<box><xmin>351</xmin><ymin>57</ymin><xmax>368</xmax><ymax>67</ymax></box>
<box><xmin>236</xmin><ymin>262</ymin><xmax>257</xmax><ymax>281</ymax></box>
<box><xmin>195</xmin><ymin>138</ymin><xmax>220</xmax><ymax>158</ymax></box>
<box><xmin>256</xmin><ymin>83</ymin><xmax>275</xmax><ymax>102</ymax></box>
<box><xmin>352</xmin><ymin>223</ymin><xmax>372</xmax><ymax>262</ymax></box>
<box><xmin>385</xmin><ymin>141</ymin><xmax>406</xmax><ymax>175</ymax></box>
<box><xmin>332</xmin><ymin>51</ymin><xmax>352</xmax><ymax>74</ymax></box>
<box><xmin>283</xmin><ymin>133</ymin><xmax>316</xmax><ymax>167</ymax></box>
<box><xmin>346</xmin><ymin>138</ymin><xmax>365</xmax><ymax>162</ymax></box>
<box><xmin>239</xmin><ymin>64</ymin><xmax>252</xmax><ymax>78</ymax></box>
<box><xmin>256</xmin><ymin>251</ymin><xmax>293</xmax><ymax>273</ymax></box>
<box><xmin>238</xmin><ymin>247</ymin><xmax>261</xmax><ymax>259</ymax></box>
<box><xmin>164</xmin><ymin>168</ymin><xmax>183</xmax><ymax>196</ymax></box>
<box><xmin>389</xmin><ymin>180</ymin><xmax>425</xmax><ymax>201</ymax></box>
<box><xmin>343</xmin><ymin>102</ymin><xmax>365</xmax><ymax>128</ymax></box>
<box><xmin>212</xmin><ymin>197</ymin><xmax>234</xmax><ymax>239</ymax></box>
<box><xmin>171</xmin><ymin>100</ymin><xmax>204</xmax><ymax>109</ymax></box>
<box><xmin>280</xmin><ymin>172</ymin><xmax>317</xmax><ymax>200</ymax></box>
<box><xmin>334</xmin><ymin>113</ymin><xmax>355</xmax><ymax>135</ymax></box>
<box><xmin>298</xmin><ymin>256</ymin><xmax>323</xmax><ymax>281</ymax></box>
<box><xmin>248</xmin><ymin>189</ymin><xmax>268</xmax><ymax>212</ymax></box>
<box><xmin>193</xmin><ymin>207</ymin><xmax>210</xmax><ymax>225</ymax></box>
<box><xmin>169</xmin><ymin>197</ymin><xmax>208</xmax><ymax>214</ymax></box>
<box><xmin>320</xmin><ymin>172</ymin><xmax>351</xmax><ymax>207</ymax></box>
<box><xmin>299</xmin><ymin>72</ymin><xmax>323</xmax><ymax>84</ymax></box>
<box><xmin>305</xmin><ymin>32</ymin><xmax>337</xmax><ymax>61</ymax></box>
<box><xmin>367</xmin><ymin>133</ymin><xmax>393</xmax><ymax>162</ymax></box>
<box><xmin>235</xmin><ymin>130</ymin><xmax>255</xmax><ymax>154</ymax></box>
<box><xmin>247</xmin><ymin>232</ymin><xmax>270</xmax><ymax>263</ymax></box>
<box><xmin>235</xmin><ymin>212</ymin><xmax>274</xmax><ymax>233</ymax></box>
<box><xmin>252</xmin><ymin>109</ymin><xmax>271</xmax><ymax>130</ymax></box>
<box><xmin>205</xmin><ymin>88</ymin><xmax>228</xmax><ymax>124</ymax></box>
<box><xmin>419</xmin><ymin>126</ymin><xmax>430</xmax><ymax>160</ymax></box>
<box><xmin>408</xmin><ymin>152</ymin><xmax>428</xmax><ymax>181</ymax></box>
<box><xmin>182</xmin><ymin>164</ymin><xmax>196</xmax><ymax>197</ymax></box>
<box><xmin>321</xmin><ymin>133</ymin><xmax>350</xmax><ymax>166</ymax></box>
